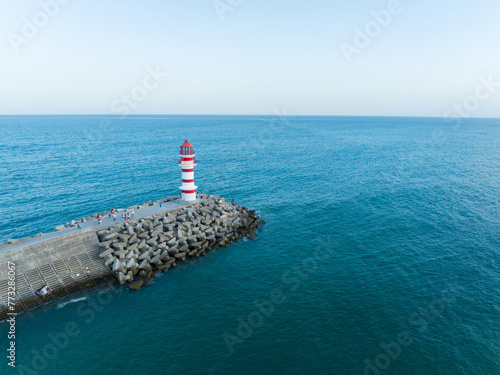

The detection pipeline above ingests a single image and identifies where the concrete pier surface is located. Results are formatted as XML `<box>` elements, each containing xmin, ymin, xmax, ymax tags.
<box><xmin>0</xmin><ymin>199</ymin><xmax>196</xmax><ymax>253</ymax></box>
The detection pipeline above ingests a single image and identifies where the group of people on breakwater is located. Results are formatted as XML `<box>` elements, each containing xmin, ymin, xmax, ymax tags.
<box><xmin>106</xmin><ymin>208</ymin><xmax>136</xmax><ymax>223</ymax></box>
<box><xmin>80</xmin><ymin>209</ymin><xmax>137</xmax><ymax>227</ymax></box>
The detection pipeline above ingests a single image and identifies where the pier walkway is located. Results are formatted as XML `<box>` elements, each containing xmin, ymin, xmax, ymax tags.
<box><xmin>0</xmin><ymin>199</ymin><xmax>197</xmax><ymax>253</ymax></box>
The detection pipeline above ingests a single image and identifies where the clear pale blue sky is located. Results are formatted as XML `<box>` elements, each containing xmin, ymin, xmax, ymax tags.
<box><xmin>1</xmin><ymin>0</ymin><xmax>499</xmax><ymax>116</ymax></box>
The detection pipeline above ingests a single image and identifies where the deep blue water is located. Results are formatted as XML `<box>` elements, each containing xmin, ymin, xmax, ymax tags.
<box><xmin>0</xmin><ymin>115</ymin><xmax>499</xmax><ymax>375</ymax></box>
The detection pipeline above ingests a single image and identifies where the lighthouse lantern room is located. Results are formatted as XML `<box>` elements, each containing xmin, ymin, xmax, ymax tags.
<box><xmin>178</xmin><ymin>139</ymin><xmax>198</xmax><ymax>201</ymax></box>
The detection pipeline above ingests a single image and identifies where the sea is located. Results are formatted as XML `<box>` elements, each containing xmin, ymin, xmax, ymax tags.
<box><xmin>0</xmin><ymin>115</ymin><xmax>499</xmax><ymax>375</ymax></box>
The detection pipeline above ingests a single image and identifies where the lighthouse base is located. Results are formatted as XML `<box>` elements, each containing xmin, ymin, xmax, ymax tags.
<box><xmin>182</xmin><ymin>192</ymin><xmax>197</xmax><ymax>202</ymax></box>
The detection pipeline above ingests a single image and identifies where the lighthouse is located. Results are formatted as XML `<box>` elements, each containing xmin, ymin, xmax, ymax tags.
<box><xmin>178</xmin><ymin>139</ymin><xmax>198</xmax><ymax>201</ymax></box>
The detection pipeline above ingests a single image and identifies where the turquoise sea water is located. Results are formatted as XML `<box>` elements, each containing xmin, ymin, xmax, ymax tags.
<box><xmin>0</xmin><ymin>115</ymin><xmax>499</xmax><ymax>375</ymax></box>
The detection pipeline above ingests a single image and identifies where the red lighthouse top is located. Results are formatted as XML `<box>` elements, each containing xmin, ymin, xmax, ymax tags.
<box><xmin>180</xmin><ymin>139</ymin><xmax>194</xmax><ymax>156</ymax></box>
<box><xmin>180</xmin><ymin>139</ymin><xmax>194</xmax><ymax>148</ymax></box>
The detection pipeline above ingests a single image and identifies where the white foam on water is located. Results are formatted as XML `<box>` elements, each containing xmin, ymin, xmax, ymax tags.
<box><xmin>56</xmin><ymin>296</ymin><xmax>89</xmax><ymax>309</ymax></box>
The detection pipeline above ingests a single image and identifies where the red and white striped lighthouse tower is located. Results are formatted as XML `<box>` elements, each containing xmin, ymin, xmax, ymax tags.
<box><xmin>178</xmin><ymin>139</ymin><xmax>198</xmax><ymax>201</ymax></box>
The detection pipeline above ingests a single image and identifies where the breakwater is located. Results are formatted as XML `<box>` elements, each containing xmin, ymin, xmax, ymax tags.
<box><xmin>97</xmin><ymin>196</ymin><xmax>263</xmax><ymax>290</ymax></box>
<box><xmin>0</xmin><ymin>196</ymin><xmax>262</xmax><ymax>322</ymax></box>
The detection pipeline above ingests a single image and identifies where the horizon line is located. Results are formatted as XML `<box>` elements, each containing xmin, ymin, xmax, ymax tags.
<box><xmin>0</xmin><ymin>114</ymin><xmax>499</xmax><ymax>120</ymax></box>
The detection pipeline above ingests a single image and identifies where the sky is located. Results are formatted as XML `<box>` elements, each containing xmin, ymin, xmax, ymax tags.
<box><xmin>0</xmin><ymin>0</ymin><xmax>499</xmax><ymax>117</ymax></box>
